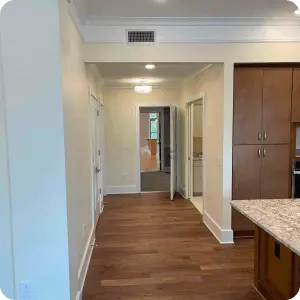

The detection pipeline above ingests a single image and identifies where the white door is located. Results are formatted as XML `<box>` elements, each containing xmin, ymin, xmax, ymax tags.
<box><xmin>98</xmin><ymin>101</ymin><xmax>105</xmax><ymax>210</ymax></box>
<box><xmin>188</xmin><ymin>103</ymin><xmax>194</xmax><ymax>199</ymax></box>
<box><xmin>170</xmin><ymin>105</ymin><xmax>177</xmax><ymax>200</ymax></box>
<box><xmin>90</xmin><ymin>92</ymin><xmax>104</xmax><ymax>226</ymax></box>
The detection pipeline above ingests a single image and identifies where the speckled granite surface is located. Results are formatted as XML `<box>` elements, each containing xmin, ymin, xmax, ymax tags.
<box><xmin>231</xmin><ymin>199</ymin><xmax>300</xmax><ymax>256</ymax></box>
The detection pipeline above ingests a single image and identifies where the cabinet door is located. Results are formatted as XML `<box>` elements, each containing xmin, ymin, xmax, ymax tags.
<box><xmin>232</xmin><ymin>145</ymin><xmax>262</xmax><ymax>232</ymax></box>
<box><xmin>292</xmin><ymin>69</ymin><xmax>300</xmax><ymax>123</ymax></box>
<box><xmin>260</xmin><ymin>144</ymin><xmax>290</xmax><ymax>199</ymax></box>
<box><xmin>262</xmin><ymin>69</ymin><xmax>292</xmax><ymax>144</ymax></box>
<box><xmin>233</xmin><ymin>68</ymin><xmax>263</xmax><ymax>145</ymax></box>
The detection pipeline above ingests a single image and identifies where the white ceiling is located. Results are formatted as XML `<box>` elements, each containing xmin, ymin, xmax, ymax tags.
<box><xmin>83</xmin><ymin>0</ymin><xmax>299</xmax><ymax>19</ymax></box>
<box><xmin>96</xmin><ymin>63</ymin><xmax>210</xmax><ymax>87</ymax></box>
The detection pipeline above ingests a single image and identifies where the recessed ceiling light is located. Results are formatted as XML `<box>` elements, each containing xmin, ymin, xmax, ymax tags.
<box><xmin>289</xmin><ymin>0</ymin><xmax>300</xmax><ymax>10</ymax></box>
<box><xmin>145</xmin><ymin>64</ymin><xmax>156</xmax><ymax>70</ymax></box>
<box><xmin>134</xmin><ymin>86</ymin><xmax>153</xmax><ymax>94</ymax></box>
<box><xmin>154</xmin><ymin>0</ymin><xmax>168</xmax><ymax>3</ymax></box>
<box><xmin>294</xmin><ymin>9</ymin><xmax>300</xmax><ymax>14</ymax></box>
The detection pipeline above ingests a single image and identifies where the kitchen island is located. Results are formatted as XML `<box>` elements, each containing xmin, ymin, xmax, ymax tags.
<box><xmin>232</xmin><ymin>199</ymin><xmax>300</xmax><ymax>300</ymax></box>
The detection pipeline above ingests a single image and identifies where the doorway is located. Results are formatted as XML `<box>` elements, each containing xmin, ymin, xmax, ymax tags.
<box><xmin>186</xmin><ymin>96</ymin><xmax>205</xmax><ymax>214</ymax></box>
<box><xmin>89</xmin><ymin>89</ymin><xmax>105</xmax><ymax>227</ymax></box>
<box><xmin>137</xmin><ymin>105</ymin><xmax>178</xmax><ymax>199</ymax></box>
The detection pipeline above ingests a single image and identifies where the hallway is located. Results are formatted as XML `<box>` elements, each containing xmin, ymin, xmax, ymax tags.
<box><xmin>83</xmin><ymin>193</ymin><xmax>260</xmax><ymax>300</ymax></box>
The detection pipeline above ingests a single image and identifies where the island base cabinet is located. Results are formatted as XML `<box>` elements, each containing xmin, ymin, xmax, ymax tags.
<box><xmin>254</xmin><ymin>226</ymin><xmax>300</xmax><ymax>300</ymax></box>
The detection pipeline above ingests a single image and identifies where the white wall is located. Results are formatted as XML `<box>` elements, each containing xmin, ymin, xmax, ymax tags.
<box><xmin>0</xmin><ymin>1</ymin><xmax>70</xmax><ymax>299</ymax></box>
<box><xmin>180</xmin><ymin>65</ymin><xmax>226</xmax><ymax>240</ymax></box>
<box><xmin>140</xmin><ymin>113</ymin><xmax>149</xmax><ymax>148</ymax></box>
<box><xmin>103</xmin><ymin>87</ymin><xmax>180</xmax><ymax>193</ymax></box>
<box><xmin>59</xmin><ymin>1</ymin><xmax>104</xmax><ymax>299</ymax></box>
<box><xmin>0</xmin><ymin>31</ymin><xmax>15</xmax><ymax>299</ymax></box>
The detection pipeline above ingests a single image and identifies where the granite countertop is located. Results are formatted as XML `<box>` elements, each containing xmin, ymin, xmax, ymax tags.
<box><xmin>231</xmin><ymin>199</ymin><xmax>300</xmax><ymax>256</ymax></box>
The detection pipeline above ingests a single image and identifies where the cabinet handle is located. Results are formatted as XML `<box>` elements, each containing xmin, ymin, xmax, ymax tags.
<box><xmin>263</xmin><ymin>149</ymin><xmax>267</xmax><ymax>157</ymax></box>
<box><xmin>263</xmin><ymin>132</ymin><xmax>267</xmax><ymax>140</ymax></box>
<box><xmin>258</xmin><ymin>148</ymin><xmax>262</xmax><ymax>158</ymax></box>
<box><xmin>258</xmin><ymin>132</ymin><xmax>262</xmax><ymax>140</ymax></box>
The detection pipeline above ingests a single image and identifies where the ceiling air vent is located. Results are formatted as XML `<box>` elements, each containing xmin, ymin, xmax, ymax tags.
<box><xmin>127</xmin><ymin>30</ymin><xmax>156</xmax><ymax>44</ymax></box>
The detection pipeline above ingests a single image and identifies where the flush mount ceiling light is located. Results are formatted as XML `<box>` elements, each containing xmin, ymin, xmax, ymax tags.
<box><xmin>294</xmin><ymin>9</ymin><xmax>300</xmax><ymax>14</ymax></box>
<box><xmin>134</xmin><ymin>86</ymin><xmax>153</xmax><ymax>94</ymax></box>
<box><xmin>145</xmin><ymin>64</ymin><xmax>156</xmax><ymax>70</ymax></box>
<box><xmin>288</xmin><ymin>0</ymin><xmax>300</xmax><ymax>11</ymax></box>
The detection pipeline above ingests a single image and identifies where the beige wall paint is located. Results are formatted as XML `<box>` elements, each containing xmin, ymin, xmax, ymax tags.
<box><xmin>140</xmin><ymin>113</ymin><xmax>150</xmax><ymax>148</ymax></box>
<box><xmin>59</xmin><ymin>3</ymin><xmax>103</xmax><ymax>298</ymax></box>
<box><xmin>103</xmin><ymin>87</ymin><xmax>180</xmax><ymax>192</ymax></box>
<box><xmin>83</xmin><ymin>42</ymin><xmax>300</xmax><ymax>240</ymax></box>
<box><xmin>193</xmin><ymin>104</ymin><xmax>203</xmax><ymax>138</ymax></box>
<box><xmin>180</xmin><ymin>64</ymin><xmax>224</xmax><ymax>229</ymax></box>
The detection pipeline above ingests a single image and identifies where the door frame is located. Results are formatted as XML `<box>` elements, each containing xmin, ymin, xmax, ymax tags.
<box><xmin>88</xmin><ymin>88</ymin><xmax>105</xmax><ymax>227</ymax></box>
<box><xmin>185</xmin><ymin>93</ymin><xmax>206</xmax><ymax>214</ymax></box>
<box><xmin>136</xmin><ymin>104</ymin><xmax>180</xmax><ymax>194</ymax></box>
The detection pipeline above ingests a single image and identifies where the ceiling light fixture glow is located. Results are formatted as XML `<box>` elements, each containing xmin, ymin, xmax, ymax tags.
<box><xmin>145</xmin><ymin>64</ymin><xmax>156</xmax><ymax>70</ymax></box>
<box><xmin>294</xmin><ymin>9</ymin><xmax>300</xmax><ymax>14</ymax></box>
<box><xmin>134</xmin><ymin>86</ymin><xmax>152</xmax><ymax>94</ymax></box>
<box><xmin>289</xmin><ymin>0</ymin><xmax>300</xmax><ymax>9</ymax></box>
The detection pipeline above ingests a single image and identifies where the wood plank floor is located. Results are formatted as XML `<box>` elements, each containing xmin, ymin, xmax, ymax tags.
<box><xmin>83</xmin><ymin>193</ymin><xmax>262</xmax><ymax>300</ymax></box>
<box><xmin>140</xmin><ymin>147</ymin><xmax>159</xmax><ymax>171</ymax></box>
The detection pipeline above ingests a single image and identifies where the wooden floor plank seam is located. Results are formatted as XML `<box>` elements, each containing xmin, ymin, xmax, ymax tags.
<box><xmin>83</xmin><ymin>193</ymin><xmax>261</xmax><ymax>300</ymax></box>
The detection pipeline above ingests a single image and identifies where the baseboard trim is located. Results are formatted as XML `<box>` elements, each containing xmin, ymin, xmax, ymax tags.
<box><xmin>77</xmin><ymin>229</ymin><xmax>95</xmax><ymax>300</ymax></box>
<box><xmin>203</xmin><ymin>212</ymin><xmax>234</xmax><ymax>244</ymax></box>
<box><xmin>179</xmin><ymin>186</ymin><xmax>186</xmax><ymax>199</ymax></box>
<box><xmin>106</xmin><ymin>185</ymin><xmax>139</xmax><ymax>195</ymax></box>
<box><xmin>190</xmin><ymin>198</ymin><xmax>203</xmax><ymax>215</ymax></box>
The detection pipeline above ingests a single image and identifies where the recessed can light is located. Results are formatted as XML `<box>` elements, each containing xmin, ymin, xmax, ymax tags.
<box><xmin>145</xmin><ymin>64</ymin><xmax>156</xmax><ymax>70</ymax></box>
<box><xmin>134</xmin><ymin>86</ymin><xmax>153</xmax><ymax>94</ymax></box>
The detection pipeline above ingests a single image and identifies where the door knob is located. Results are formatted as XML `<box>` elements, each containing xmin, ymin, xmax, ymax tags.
<box><xmin>96</xmin><ymin>167</ymin><xmax>101</xmax><ymax>173</ymax></box>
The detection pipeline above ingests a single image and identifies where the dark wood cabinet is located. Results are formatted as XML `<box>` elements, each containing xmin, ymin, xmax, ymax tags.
<box><xmin>232</xmin><ymin>67</ymin><xmax>293</xmax><ymax>236</ymax></box>
<box><xmin>233</xmin><ymin>68</ymin><xmax>263</xmax><ymax>145</ymax></box>
<box><xmin>260</xmin><ymin>144</ymin><xmax>291</xmax><ymax>199</ymax></box>
<box><xmin>292</xmin><ymin>69</ymin><xmax>300</xmax><ymax>123</ymax></box>
<box><xmin>232</xmin><ymin>145</ymin><xmax>262</xmax><ymax>200</ymax></box>
<box><xmin>232</xmin><ymin>144</ymin><xmax>291</xmax><ymax>233</ymax></box>
<box><xmin>232</xmin><ymin>145</ymin><xmax>262</xmax><ymax>233</ymax></box>
<box><xmin>255</xmin><ymin>226</ymin><xmax>300</xmax><ymax>300</ymax></box>
<box><xmin>262</xmin><ymin>69</ymin><xmax>293</xmax><ymax>145</ymax></box>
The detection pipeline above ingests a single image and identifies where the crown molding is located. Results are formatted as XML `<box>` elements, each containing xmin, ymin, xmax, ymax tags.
<box><xmin>83</xmin><ymin>22</ymin><xmax>300</xmax><ymax>44</ymax></box>
<box><xmin>181</xmin><ymin>64</ymin><xmax>213</xmax><ymax>88</ymax></box>
<box><xmin>68</xmin><ymin>0</ymin><xmax>85</xmax><ymax>40</ymax></box>
<box><xmin>85</xmin><ymin>16</ymin><xmax>300</xmax><ymax>27</ymax></box>
<box><xmin>68</xmin><ymin>9</ymin><xmax>300</xmax><ymax>44</ymax></box>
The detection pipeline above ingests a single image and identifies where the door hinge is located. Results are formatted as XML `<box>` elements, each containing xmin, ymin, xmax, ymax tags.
<box><xmin>98</xmin><ymin>150</ymin><xmax>101</xmax><ymax>156</ymax></box>
<box><xmin>97</xmin><ymin>110</ymin><xmax>100</xmax><ymax>116</ymax></box>
<box><xmin>99</xmin><ymin>188</ymin><xmax>102</xmax><ymax>194</ymax></box>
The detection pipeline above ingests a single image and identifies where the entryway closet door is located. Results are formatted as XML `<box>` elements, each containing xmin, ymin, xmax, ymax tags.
<box><xmin>262</xmin><ymin>69</ymin><xmax>293</xmax><ymax>145</ymax></box>
<box><xmin>233</xmin><ymin>68</ymin><xmax>263</xmax><ymax>145</ymax></box>
<box><xmin>170</xmin><ymin>105</ymin><xmax>177</xmax><ymax>200</ymax></box>
<box><xmin>90</xmin><ymin>91</ymin><xmax>104</xmax><ymax>226</ymax></box>
<box><xmin>260</xmin><ymin>144</ymin><xmax>290</xmax><ymax>199</ymax></box>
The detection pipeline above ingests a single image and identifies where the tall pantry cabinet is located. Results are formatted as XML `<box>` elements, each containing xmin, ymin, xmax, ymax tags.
<box><xmin>232</xmin><ymin>67</ymin><xmax>293</xmax><ymax>236</ymax></box>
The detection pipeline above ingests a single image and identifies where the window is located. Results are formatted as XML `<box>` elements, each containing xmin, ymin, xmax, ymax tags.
<box><xmin>149</xmin><ymin>113</ymin><xmax>158</xmax><ymax>139</ymax></box>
